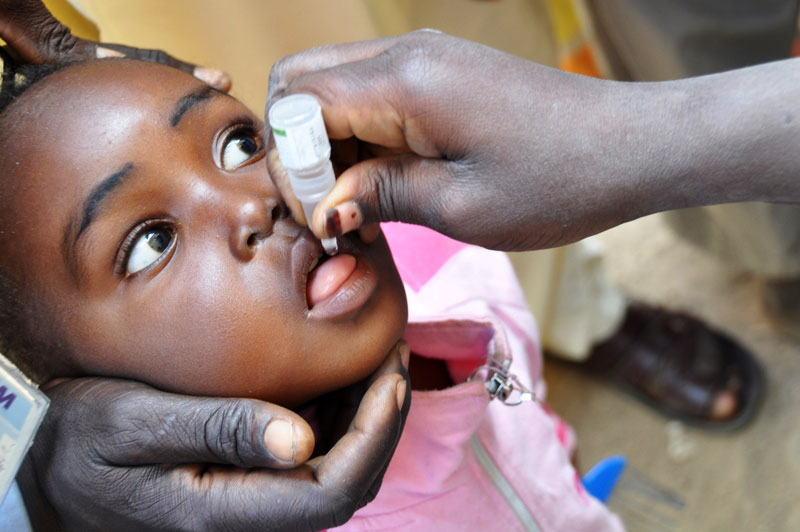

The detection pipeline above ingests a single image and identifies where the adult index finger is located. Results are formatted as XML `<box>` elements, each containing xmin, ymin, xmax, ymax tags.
<box><xmin>266</xmin><ymin>34</ymin><xmax>411</xmax><ymax>110</ymax></box>
<box><xmin>309</xmin><ymin>347</ymin><xmax>409</xmax><ymax>515</ymax></box>
<box><xmin>266</xmin><ymin>31</ymin><xmax>447</xmax><ymax>149</ymax></box>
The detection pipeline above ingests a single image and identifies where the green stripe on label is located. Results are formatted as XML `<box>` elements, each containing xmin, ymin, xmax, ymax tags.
<box><xmin>272</xmin><ymin>128</ymin><xmax>287</xmax><ymax>137</ymax></box>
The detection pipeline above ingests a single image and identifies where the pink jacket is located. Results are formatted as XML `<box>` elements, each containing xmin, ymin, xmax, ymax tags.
<box><xmin>333</xmin><ymin>223</ymin><xmax>623</xmax><ymax>532</ymax></box>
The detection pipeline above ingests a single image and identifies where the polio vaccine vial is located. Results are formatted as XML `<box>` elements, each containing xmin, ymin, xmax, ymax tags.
<box><xmin>268</xmin><ymin>94</ymin><xmax>338</xmax><ymax>255</ymax></box>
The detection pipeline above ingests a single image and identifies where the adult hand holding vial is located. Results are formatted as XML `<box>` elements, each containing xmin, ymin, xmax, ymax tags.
<box><xmin>268</xmin><ymin>94</ymin><xmax>338</xmax><ymax>255</ymax></box>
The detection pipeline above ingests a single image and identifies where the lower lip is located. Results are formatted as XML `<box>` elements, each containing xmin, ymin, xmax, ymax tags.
<box><xmin>307</xmin><ymin>255</ymin><xmax>378</xmax><ymax>320</ymax></box>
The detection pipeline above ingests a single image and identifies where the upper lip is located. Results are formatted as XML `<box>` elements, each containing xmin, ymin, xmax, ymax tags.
<box><xmin>291</xmin><ymin>230</ymin><xmax>359</xmax><ymax>309</ymax></box>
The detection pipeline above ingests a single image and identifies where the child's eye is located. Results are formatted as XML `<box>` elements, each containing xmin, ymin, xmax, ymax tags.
<box><xmin>221</xmin><ymin>130</ymin><xmax>263</xmax><ymax>170</ymax></box>
<box><xmin>126</xmin><ymin>227</ymin><xmax>173</xmax><ymax>274</ymax></box>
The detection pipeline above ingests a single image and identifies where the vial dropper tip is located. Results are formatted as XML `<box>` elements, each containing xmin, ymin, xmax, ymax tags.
<box><xmin>322</xmin><ymin>237</ymin><xmax>338</xmax><ymax>256</ymax></box>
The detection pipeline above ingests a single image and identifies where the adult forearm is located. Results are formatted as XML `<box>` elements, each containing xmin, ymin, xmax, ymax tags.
<box><xmin>613</xmin><ymin>58</ymin><xmax>800</xmax><ymax>218</ymax></box>
<box><xmin>517</xmin><ymin>56</ymin><xmax>800</xmax><ymax>245</ymax></box>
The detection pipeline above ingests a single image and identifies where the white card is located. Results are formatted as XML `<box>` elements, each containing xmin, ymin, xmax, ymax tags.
<box><xmin>0</xmin><ymin>354</ymin><xmax>49</xmax><ymax>503</ymax></box>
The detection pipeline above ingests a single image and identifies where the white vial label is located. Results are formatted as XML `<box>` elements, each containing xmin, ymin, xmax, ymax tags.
<box><xmin>270</xmin><ymin>95</ymin><xmax>331</xmax><ymax>170</ymax></box>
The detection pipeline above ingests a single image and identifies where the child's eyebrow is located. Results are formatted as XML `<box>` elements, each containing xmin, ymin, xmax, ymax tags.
<box><xmin>170</xmin><ymin>85</ymin><xmax>228</xmax><ymax>127</ymax></box>
<box><xmin>62</xmin><ymin>162</ymin><xmax>135</xmax><ymax>280</ymax></box>
<box><xmin>61</xmin><ymin>85</ymin><xmax>235</xmax><ymax>280</ymax></box>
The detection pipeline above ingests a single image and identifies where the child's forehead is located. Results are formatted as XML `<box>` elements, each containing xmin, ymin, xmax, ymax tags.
<box><xmin>16</xmin><ymin>60</ymin><xmax>204</xmax><ymax>123</ymax></box>
<box><xmin>0</xmin><ymin>61</ymin><xmax>218</xmax><ymax>240</ymax></box>
<box><xmin>7</xmin><ymin>61</ymin><xmax>193</xmax><ymax>131</ymax></box>
<box><xmin>1</xmin><ymin>60</ymin><xmax>210</xmax><ymax>173</ymax></box>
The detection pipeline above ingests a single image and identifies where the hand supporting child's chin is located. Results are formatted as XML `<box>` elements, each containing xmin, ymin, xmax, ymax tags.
<box><xmin>298</xmin><ymin>339</ymin><xmax>411</xmax><ymax>457</ymax></box>
<box><xmin>21</xmin><ymin>340</ymin><xmax>411</xmax><ymax>532</ymax></box>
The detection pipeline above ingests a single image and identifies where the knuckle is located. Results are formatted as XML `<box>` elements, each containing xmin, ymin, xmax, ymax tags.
<box><xmin>376</xmin><ymin>40</ymin><xmax>447</xmax><ymax>124</ymax></box>
<box><xmin>268</xmin><ymin>46</ymin><xmax>322</xmax><ymax>98</ymax></box>
<box><xmin>383</xmin><ymin>41</ymin><xmax>432</xmax><ymax>93</ymax></box>
<box><xmin>368</xmin><ymin>158</ymin><xmax>408</xmax><ymax>222</ymax></box>
<box><xmin>438</xmin><ymin>163</ymin><xmax>478</xmax><ymax>234</ymax></box>
<box><xmin>309</xmin><ymin>488</ymin><xmax>361</xmax><ymax>529</ymax></box>
<box><xmin>391</xmin><ymin>31</ymin><xmax>447</xmax><ymax>80</ymax></box>
<box><xmin>201</xmin><ymin>400</ymin><xmax>259</xmax><ymax>467</ymax></box>
<box><xmin>36</xmin><ymin>21</ymin><xmax>80</xmax><ymax>60</ymax></box>
<box><xmin>268</xmin><ymin>55</ymin><xmax>294</xmax><ymax>94</ymax></box>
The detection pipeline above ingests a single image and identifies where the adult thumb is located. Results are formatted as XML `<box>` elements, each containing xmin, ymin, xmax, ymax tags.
<box><xmin>311</xmin><ymin>153</ymin><xmax>459</xmax><ymax>239</ymax></box>
<box><xmin>47</xmin><ymin>378</ymin><xmax>316</xmax><ymax>469</ymax></box>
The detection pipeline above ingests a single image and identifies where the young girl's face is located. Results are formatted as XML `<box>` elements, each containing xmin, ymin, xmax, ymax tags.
<box><xmin>0</xmin><ymin>60</ymin><xmax>407</xmax><ymax>406</ymax></box>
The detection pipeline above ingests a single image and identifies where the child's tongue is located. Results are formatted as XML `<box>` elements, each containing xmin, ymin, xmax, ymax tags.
<box><xmin>307</xmin><ymin>254</ymin><xmax>357</xmax><ymax>307</ymax></box>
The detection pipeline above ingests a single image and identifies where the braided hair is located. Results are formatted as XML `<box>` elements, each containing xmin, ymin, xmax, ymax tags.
<box><xmin>0</xmin><ymin>46</ymin><xmax>71</xmax><ymax>115</ymax></box>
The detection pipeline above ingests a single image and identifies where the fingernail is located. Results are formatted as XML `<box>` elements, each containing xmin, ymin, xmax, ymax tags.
<box><xmin>325</xmin><ymin>208</ymin><xmax>343</xmax><ymax>238</ymax></box>
<box><xmin>399</xmin><ymin>342</ymin><xmax>410</xmax><ymax>369</ymax></box>
<box><xmin>264</xmin><ymin>419</ymin><xmax>295</xmax><ymax>463</ymax></box>
<box><xmin>395</xmin><ymin>379</ymin><xmax>407</xmax><ymax>410</ymax></box>
<box><xmin>194</xmin><ymin>66</ymin><xmax>232</xmax><ymax>91</ymax></box>
<box><xmin>325</xmin><ymin>202</ymin><xmax>363</xmax><ymax>238</ymax></box>
<box><xmin>96</xmin><ymin>46</ymin><xmax>125</xmax><ymax>59</ymax></box>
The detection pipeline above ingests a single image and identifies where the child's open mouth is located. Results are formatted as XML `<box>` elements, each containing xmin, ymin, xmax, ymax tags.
<box><xmin>307</xmin><ymin>253</ymin><xmax>357</xmax><ymax>306</ymax></box>
<box><xmin>295</xmin><ymin>231</ymin><xmax>379</xmax><ymax>319</ymax></box>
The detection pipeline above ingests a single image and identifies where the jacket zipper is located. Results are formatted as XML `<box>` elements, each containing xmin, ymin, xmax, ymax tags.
<box><xmin>470</xmin><ymin>435</ymin><xmax>543</xmax><ymax>532</ymax></box>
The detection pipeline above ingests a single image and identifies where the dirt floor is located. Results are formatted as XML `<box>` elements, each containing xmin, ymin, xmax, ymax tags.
<box><xmin>534</xmin><ymin>213</ymin><xmax>800</xmax><ymax>532</ymax></box>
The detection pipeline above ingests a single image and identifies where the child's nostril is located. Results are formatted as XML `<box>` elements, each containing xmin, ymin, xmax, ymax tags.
<box><xmin>272</xmin><ymin>201</ymin><xmax>291</xmax><ymax>221</ymax></box>
<box><xmin>247</xmin><ymin>233</ymin><xmax>258</xmax><ymax>248</ymax></box>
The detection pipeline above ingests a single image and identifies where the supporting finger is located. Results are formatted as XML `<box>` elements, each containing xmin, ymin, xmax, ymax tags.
<box><xmin>309</xmin><ymin>369</ymin><xmax>408</xmax><ymax>525</ymax></box>
<box><xmin>0</xmin><ymin>0</ymin><xmax>81</xmax><ymax>64</ymax></box>
<box><xmin>354</xmin><ymin>340</ymin><xmax>411</xmax><ymax>507</ymax></box>
<box><xmin>95</xmin><ymin>42</ymin><xmax>232</xmax><ymax>91</ymax></box>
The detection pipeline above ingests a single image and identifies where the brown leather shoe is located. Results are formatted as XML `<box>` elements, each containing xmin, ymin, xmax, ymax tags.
<box><xmin>581</xmin><ymin>303</ymin><xmax>763</xmax><ymax>430</ymax></box>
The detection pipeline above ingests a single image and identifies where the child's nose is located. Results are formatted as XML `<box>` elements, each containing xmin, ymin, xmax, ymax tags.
<box><xmin>229</xmin><ymin>195</ymin><xmax>285</xmax><ymax>261</ymax></box>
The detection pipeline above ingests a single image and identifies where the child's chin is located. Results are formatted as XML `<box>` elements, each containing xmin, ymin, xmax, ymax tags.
<box><xmin>289</xmin><ymin>341</ymin><xmax>401</xmax><ymax>451</ymax></box>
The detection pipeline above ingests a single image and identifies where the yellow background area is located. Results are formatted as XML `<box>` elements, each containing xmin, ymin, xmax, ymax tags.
<box><xmin>7</xmin><ymin>1</ymin><xmax>597</xmax><ymax>111</ymax></box>
<box><xmin>42</xmin><ymin>0</ymin><xmax>98</xmax><ymax>40</ymax></box>
<box><xmin>33</xmin><ymin>0</ymin><xmax>560</xmax><ymax>114</ymax></box>
<box><xmin>65</xmin><ymin>0</ymin><xmax>380</xmax><ymax>114</ymax></box>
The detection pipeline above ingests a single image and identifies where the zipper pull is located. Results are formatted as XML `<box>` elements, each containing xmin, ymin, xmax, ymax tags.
<box><xmin>468</xmin><ymin>359</ymin><xmax>536</xmax><ymax>406</ymax></box>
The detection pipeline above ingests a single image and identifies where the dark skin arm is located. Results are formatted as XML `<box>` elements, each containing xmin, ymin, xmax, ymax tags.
<box><xmin>17</xmin><ymin>342</ymin><xmax>410</xmax><ymax>532</ymax></box>
<box><xmin>266</xmin><ymin>30</ymin><xmax>800</xmax><ymax>251</ymax></box>
<box><xmin>0</xmin><ymin>0</ymin><xmax>230</xmax><ymax>89</ymax></box>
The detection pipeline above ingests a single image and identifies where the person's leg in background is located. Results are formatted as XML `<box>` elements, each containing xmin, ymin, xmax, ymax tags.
<box><xmin>509</xmin><ymin>241</ymin><xmax>627</xmax><ymax>363</ymax></box>
<box><xmin>586</xmin><ymin>0</ymin><xmax>800</xmax><ymax>338</ymax></box>
<box><xmin>510</xmin><ymin>238</ymin><xmax>759</xmax><ymax>426</ymax></box>
<box><xmin>366</xmin><ymin>0</ymin><xmax>762</xmax><ymax>427</ymax></box>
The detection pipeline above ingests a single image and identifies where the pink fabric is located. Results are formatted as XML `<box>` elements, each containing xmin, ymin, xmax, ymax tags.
<box><xmin>382</xmin><ymin>222</ymin><xmax>468</xmax><ymax>292</ymax></box>
<box><xmin>332</xmin><ymin>224</ymin><xmax>623</xmax><ymax>532</ymax></box>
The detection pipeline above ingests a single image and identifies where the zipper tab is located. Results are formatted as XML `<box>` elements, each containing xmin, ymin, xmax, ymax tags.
<box><xmin>469</xmin><ymin>359</ymin><xmax>535</xmax><ymax>405</ymax></box>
